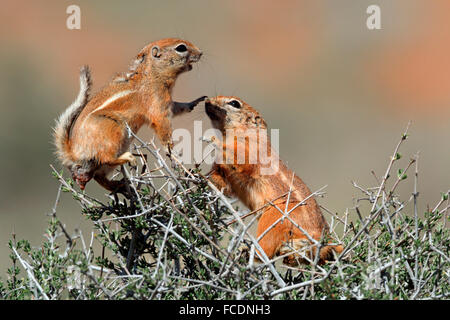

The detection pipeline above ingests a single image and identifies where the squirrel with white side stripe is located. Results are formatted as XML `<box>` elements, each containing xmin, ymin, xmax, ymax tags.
<box><xmin>53</xmin><ymin>38</ymin><xmax>206</xmax><ymax>193</ymax></box>
<box><xmin>205</xmin><ymin>96</ymin><xmax>343</xmax><ymax>265</ymax></box>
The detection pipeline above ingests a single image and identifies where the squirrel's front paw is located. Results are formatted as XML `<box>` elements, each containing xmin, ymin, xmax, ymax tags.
<box><xmin>189</xmin><ymin>95</ymin><xmax>208</xmax><ymax>111</ymax></box>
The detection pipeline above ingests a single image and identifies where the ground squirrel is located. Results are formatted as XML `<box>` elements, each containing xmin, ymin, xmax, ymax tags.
<box><xmin>54</xmin><ymin>38</ymin><xmax>206</xmax><ymax>192</ymax></box>
<box><xmin>205</xmin><ymin>96</ymin><xmax>343</xmax><ymax>265</ymax></box>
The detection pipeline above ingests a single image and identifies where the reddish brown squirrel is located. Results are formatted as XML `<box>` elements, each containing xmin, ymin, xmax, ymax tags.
<box><xmin>54</xmin><ymin>38</ymin><xmax>206</xmax><ymax>192</ymax></box>
<box><xmin>205</xmin><ymin>96</ymin><xmax>343</xmax><ymax>265</ymax></box>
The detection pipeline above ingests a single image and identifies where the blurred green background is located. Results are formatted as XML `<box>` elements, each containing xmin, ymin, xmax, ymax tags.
<box><xmin>0</xmin><ymin>0</ymin><xmax>449</xmax><ymax>275</ymax></box>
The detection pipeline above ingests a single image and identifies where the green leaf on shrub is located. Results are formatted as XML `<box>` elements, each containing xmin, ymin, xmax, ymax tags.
<box><xmin>397</xmin><ymin>169</ymin><xmax>407</xmax><ymax>180</ymax></box>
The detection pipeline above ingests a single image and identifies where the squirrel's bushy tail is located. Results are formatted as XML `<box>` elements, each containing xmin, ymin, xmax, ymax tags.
<box><xmin>53</xmin><ymin>66</ymin><xmax>91</xmax><ymax>167</ymax></box>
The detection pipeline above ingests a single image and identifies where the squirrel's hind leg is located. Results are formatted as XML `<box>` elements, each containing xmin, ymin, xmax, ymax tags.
<box><xmin>116</xmin><ymin>152</ymin><xmax>137</xmax><ymax>166</ymax></box>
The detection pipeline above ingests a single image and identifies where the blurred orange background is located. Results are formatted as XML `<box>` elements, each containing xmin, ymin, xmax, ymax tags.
<box><xmin>0</xmin><ymin>0</ymin><xmax>449</xmax><ymax>274</ymax></box>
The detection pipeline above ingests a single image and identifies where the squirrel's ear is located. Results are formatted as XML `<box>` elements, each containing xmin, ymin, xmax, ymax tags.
<box><xmin>134</xmin><ymin>52</ymin><xmax>147</xmax><ymax>66</ymax></box>
<box><xmin>151</xmin><ymin>46</ymin><xmax>161</xmax><ymax>58</ymax></box>
<box><xmin>137</xmin><ymin>52</ymin><xmax>146</xmax><ymax>62</ymax></box>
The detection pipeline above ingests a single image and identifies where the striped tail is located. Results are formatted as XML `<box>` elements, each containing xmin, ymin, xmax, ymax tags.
<box><xmin>53</xmin><ymin>66</ymin><xmax>92</xmax><ymax>167</ymax></box>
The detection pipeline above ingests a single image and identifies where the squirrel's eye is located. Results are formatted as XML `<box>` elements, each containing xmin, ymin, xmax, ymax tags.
<box><xmin>175</xmin><ymin>44</ymin><xmax>188</xmax><ymax>53</ymax></box>
<box><xmin>228</xmin><ymin>100</ymin><xmax>242</xmax><ymax>109</ymax></box>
